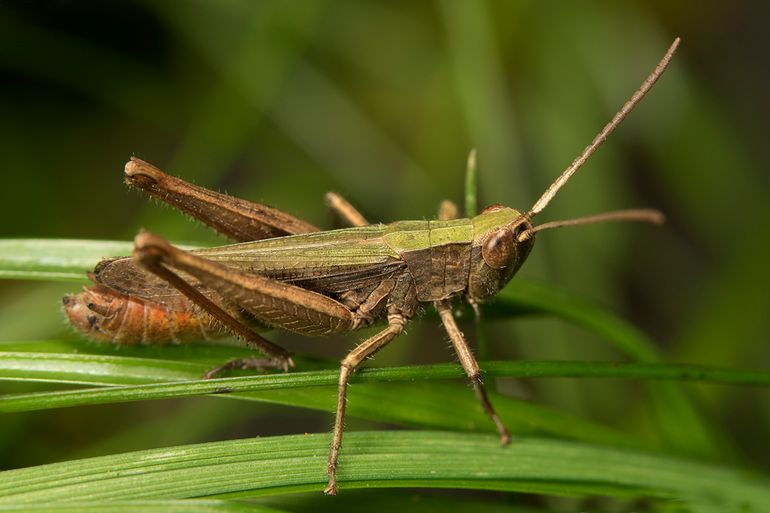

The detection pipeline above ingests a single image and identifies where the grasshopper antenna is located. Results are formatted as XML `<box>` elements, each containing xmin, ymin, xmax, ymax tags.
<box><xmin>527</xmin><ymin>37</ymin><xmax>680</xmax><ymax>219</ymax></box>
<box><xmin>517</xmin><ymin>209</ymin><xmax>664</xmax><ymax>242</ymax></box>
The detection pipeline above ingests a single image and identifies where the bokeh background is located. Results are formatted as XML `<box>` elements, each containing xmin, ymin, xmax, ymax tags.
<box><xmin>1</xmin><ymin>0</ymin><xmax>768</xmax><ymax>493</ymax></box>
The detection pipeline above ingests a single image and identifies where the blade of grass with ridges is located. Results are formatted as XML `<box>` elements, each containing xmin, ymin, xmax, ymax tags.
<box><xmin>0</xmin><ymin>431</ymin><xmax>767</xmax><ymax>511</ymax></box>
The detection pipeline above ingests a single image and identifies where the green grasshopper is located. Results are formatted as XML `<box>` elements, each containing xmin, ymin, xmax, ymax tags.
<box><xmin>63</xmin><ymin>38</ymin><xmax>679</xmax><ymax>495</ymax></box>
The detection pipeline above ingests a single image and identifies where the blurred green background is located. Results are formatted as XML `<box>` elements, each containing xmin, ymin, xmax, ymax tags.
<box><xmin>0</xmin><ymin>0</ymin><xmax>768</xmax><ymax>497</ymax></box>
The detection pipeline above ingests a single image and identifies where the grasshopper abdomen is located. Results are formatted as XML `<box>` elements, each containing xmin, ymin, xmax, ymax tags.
<box><xmin>63</xmin><ymin>285</ymin><xmax>224</xmax><ymax>344</ymax></box>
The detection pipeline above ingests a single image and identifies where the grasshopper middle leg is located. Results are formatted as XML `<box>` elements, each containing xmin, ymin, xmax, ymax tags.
<box><xmin>325</xmin><ymin>310</ymin><xmax>407</xmax><ymax>495</ymax></box>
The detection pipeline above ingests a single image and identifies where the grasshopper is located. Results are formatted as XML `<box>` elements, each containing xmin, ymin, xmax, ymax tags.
<box><xmin>63</xmin><ymin>38</ymin><xmax>679</xmax><ymax>495</ymax></box>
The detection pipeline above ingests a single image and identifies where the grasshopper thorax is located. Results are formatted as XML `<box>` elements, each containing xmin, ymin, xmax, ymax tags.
<box><xmin>468</xmin><ymin>205</ymin><xmax>535</xmax><ymax>302</ymax></box>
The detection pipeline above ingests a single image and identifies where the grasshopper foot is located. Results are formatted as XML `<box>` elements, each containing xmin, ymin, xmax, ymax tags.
<box><xmin>323</xmin><ymin>478</ymin><xmax>338</xmax><ymax>496</ymax></box>
<box><xmin>203</xmin><ymin>356</ymin><xmax>294</xmax><ymax>379</ymax></box>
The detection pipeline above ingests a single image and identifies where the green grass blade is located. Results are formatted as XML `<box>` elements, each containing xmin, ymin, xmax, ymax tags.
<box><xmin>0</xmin><ymin>240</ymin><xmax>133</xmax><ymax>282</ymax></box>
<box><xmin>0</xmin><ymin>431</ymin><xmax>767</xmax><ymax>510</ymax></box>
<box><xmin>3</xmin><ymin>347</ymin><xmax>767</xmax><ymax>453</ymax></box>
<box><xmin>492</xmin><ymin>281</ymin><xmax>723</xmax><ymax>458</ymax></box>
<box><xmin>464</xmin><ymin>148</ymin><xmax>478</xmax><ymax>218</ymax></box>
<box><xmin>0</xmin><ymin>496</ymin><xmax>545</xmax><ymax>513</ymax></box>
<box><xmin>2</xmin><ymin>355</ymin><xmax>768</xmax><ymax>409</ymax></box>
<box><xmin>0</xmin><ymin>240</ymin><xmax>202</xmax><ymax>282</ymax></box>
<box><xmin>0</xmin><ymin>501</ymin><xmax>289</xmax><ymax>513</ymax></box>
<box><xmin>491</xmin><ymin>281</ymin><xmax>661</xmax><ymax>361</ymax></box>
<box><xmin>0</xmin><ymin>350</ymin><xmax>645</xmax><ymax>449</ymax></box>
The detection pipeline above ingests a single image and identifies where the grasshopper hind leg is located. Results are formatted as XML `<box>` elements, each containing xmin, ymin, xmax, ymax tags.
<box><xmin>131</xmin><ymin>231</ymin><xmax>361</xmax><ymax>376</ymax></box>
<box><xmin>131</xmin><ymin>233</ymin><xmax>296</xmax><ymax>373</ymax></box>
<box><xmin>124</xmin><ymin>158</ymin><xmax>319</xmax><ymax>242</ymax></box>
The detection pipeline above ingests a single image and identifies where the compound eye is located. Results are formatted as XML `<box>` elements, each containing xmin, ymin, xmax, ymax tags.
<box><xmin>481</xmin><ymin>229</ymin><xmax>514</xmax><ymax>269</ymax></box>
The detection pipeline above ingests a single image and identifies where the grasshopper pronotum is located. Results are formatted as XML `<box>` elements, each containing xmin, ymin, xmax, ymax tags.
<box><xmin>64</xmin><ymin>38</ymin><xmax>680</xmax><ymax>495</ymax></box>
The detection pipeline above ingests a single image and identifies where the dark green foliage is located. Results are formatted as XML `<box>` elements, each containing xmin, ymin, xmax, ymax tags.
<box><xmin>1</xmin><ymin>2</ymin><xmax>768</xmax><ymax>512</ymax></box>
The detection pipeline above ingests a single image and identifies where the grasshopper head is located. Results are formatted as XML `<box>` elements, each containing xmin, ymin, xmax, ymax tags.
<box><xmin>468</xmin><ymin>205</ymin><xmax>535</xmax><ymax>302</ymax></box>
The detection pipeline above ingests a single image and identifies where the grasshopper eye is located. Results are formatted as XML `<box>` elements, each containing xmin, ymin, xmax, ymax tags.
<box><xmin>482</xmin><ymin>229</ymin><xmax>514</xmax><ymax>269</ymax></box>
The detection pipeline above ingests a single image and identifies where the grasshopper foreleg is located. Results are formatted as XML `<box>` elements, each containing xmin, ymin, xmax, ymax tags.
<box><xmin>325</xmin><ymin>310</ymin><xmax>407</xmax><ymax>495</ymax></box>
<box><xmin>434</xmin><ymin>199</ymin><xmax>508</xmax><ymax>440</ymax></box>
<box><xmin>435</xmin><ymin>299</ymin><xmax>511</xmax><ymax>445</ymax></box>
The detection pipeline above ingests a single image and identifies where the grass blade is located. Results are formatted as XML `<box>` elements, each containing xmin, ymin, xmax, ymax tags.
<box><xmin>0</xmin><ymin>240</ymin><xmax>133</xmax><ymax>282</ymax></box>
<box><xmin>0</xmin><ymin>431</ymin><xmax>767</xmax><ymax>510</ymax></box>
<box><xmin>491</xmin><ymin>282</ymin><xmax>724</xmax><ymax>458</ymax></box>
<box><xmin>0</xmin><ymin>350</ymin><xmax>646</xmax><ymax>449</ymax></box>
<box><xmin>464</xmin><ymin>148</ymin><xmax>478</xmax><ymax>218</ymax></box>
<box><xmin>2</xmin><ymin>355</ymin><xmax>768</xmax><ymax>411</ymax></box>
<box><xmin>0</xmin><ymin>501</ymin><xmax>289</xmax><ymax>513</ymax></box>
